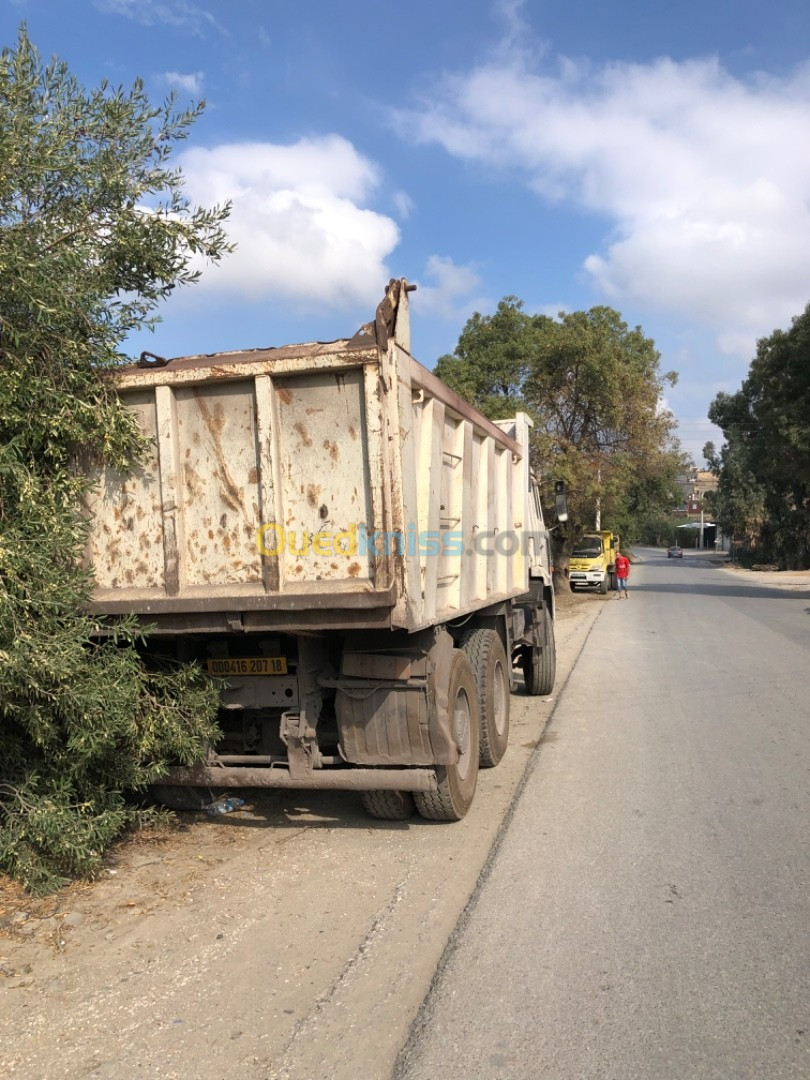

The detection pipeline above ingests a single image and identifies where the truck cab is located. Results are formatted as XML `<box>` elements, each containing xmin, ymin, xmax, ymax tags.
<box><xmin>568</xmin><ymin>530</ymin><xmax>618</xmax><ymax>594</ymax></box>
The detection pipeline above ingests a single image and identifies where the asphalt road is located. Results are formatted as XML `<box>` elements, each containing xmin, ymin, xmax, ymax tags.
<box><xmin>396</xmin><ymin>550</ymin><xmax>810</xmax><ymax>1080</ymax></box>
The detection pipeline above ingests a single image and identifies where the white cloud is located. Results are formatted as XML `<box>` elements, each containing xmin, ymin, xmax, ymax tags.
<box><xmin>533</xmin><ymin>302</ymin><xmax>570</xmax><ymax>319</ymax></box>
<box><xmin>96</xmin><ymin>0</ymin><xmax>225</xmax><ymax>36</ymax></box>
<box><xmin>394</xmin><ymin>49</ymin><xmax>810</xmax><ymax>358</ymax></box>
<box><xmin>412</xmin><ymin>255</ymin><xmax>488</xmax><ymax>321</ymax></box>
<box><xmin>162</xmin><ymin>71</ymin><xmax>204</xmax><ymax>95</ymax></box>
<box><xmin>178</xmin><ymin>136</ymin><xmax>400</xmax><ymax>306</ymax></box>
<box><xmin>392</xmin><ymin>190</ymin><xmax>415</xmax><ymax>219</ymax></box>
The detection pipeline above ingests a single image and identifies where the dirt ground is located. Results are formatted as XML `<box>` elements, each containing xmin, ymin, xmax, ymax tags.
<box><xmin>719</xmin><ymin>561</ymin><xmax>810</xmax><ymax>588</ymax></box>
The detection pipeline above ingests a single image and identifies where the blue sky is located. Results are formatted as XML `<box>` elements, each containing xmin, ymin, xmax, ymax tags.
<box><xmin>4</xmin><ymin>0</ymin><xmax>810</xmax><ymax>463</ymax></box>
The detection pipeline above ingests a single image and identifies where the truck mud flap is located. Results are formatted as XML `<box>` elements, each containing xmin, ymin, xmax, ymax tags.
<box><xmin>332</xmin><ymin>629</ymin><xmax>457</xmax><ymax>766</ymax></box>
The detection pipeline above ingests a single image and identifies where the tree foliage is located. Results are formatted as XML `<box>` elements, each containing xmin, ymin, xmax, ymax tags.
<box><xmin>705</xmin><ymin>303</ymin><xmax>810</xmax><ymax>568</ymax></box>
<box><xmin>0</xmin><ymin>27</ymin><xmax>229</xmax><ymax>892</ymax></box>
<box><xmin>436</xmin><ymin>299</ymin><xmax>685</xmax><ymax>562</ymax></box>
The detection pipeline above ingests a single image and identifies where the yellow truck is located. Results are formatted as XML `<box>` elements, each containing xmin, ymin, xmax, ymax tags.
<box><xmin>568</xmin><ymin>530</ymin><xmax>618</xmax><ymax>594</ymax></box>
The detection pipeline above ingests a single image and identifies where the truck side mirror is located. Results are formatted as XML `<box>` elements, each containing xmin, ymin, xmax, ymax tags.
<box><xmin>554</xmin><ymin>481</ymin><xmax>568</xmax><ymax>524</ymax></box>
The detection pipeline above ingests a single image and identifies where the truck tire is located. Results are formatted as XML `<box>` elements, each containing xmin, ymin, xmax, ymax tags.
<box><xmin>522</xmin><ymin>607</ymin><xmax>556</xmax><ymax>696</ymax></box>
<box><xmin>461</xmin><ymin>628</ymin><xmax>510</xmax><ymax>768</ymax></box>
<box><xmin>599</xmin><ymin>575</ymin><xmax>609</xmax><ymax>595</ymax></box>
<box><xmin>359</xmin><ymin>790</ymin><xmax>416</xmax><ymax>820</ymax></box>
<box><xmin>414</xmin><ymin>650</ymin><xmax>480</xmax><ymax>821</ymax></box>
<box><xmin>609</xmin><ymin>572</ymin><xmax>617</xmax><ymax>591</ymax></box>
<box><xmin>569</xmin><ymin>582</ymin><xmax>577</xmax><ymax>592</ymax></box>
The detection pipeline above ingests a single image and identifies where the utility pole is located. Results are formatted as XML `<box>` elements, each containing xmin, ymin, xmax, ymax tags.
<box><xmin>595</xmin><ymin>466</ymin><xmax>601</xmax><ymax>531</ymax></box>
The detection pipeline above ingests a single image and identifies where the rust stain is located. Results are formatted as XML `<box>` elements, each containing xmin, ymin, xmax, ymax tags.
<box><xmin>348</xmin><ymin>562</ymin><xmax>361</xmax><ymax>578</ymax></box>
<box><xmin>307</xmin><ymin>484</ymin><xmax>320</xmax><ymax>508</ymax></box>
<box><xmin>330</xmin><ymin>563</ymin><xmax>339</xmax><ymax>570</ymax></box>
<box><xmin>277</xmin><ymin>387</ymin><xmax>293</xmax><ymax>406</ymax></box>
<box><xmin>323</xmin><ymin>439</ymin><xmax>339</xmax><ymax>462</ymax></box>
<box><xmin>192</xmin><ymin>390</ymin><xmax>247</xmax><ymax>516</ymax></box>
<box><xmin>248</xmin><ymin>466</ymin><xmax>259</xmax><ymax>485</ymax></box>
<box><xmin>222</xmin><ymin>534</ymin><xmax>232</xmax><ymax>554</ymax></box>
<box><xmin>348</xmin><ymin>425</ymin><xmax>358</xmax><ymax>441</ymax></box>
<box><xmin>210</xmin><ymin>401</ymin><xmax>226</xmax><ymax>435</ymax></box>
<box><xmin>305</xmin><ymin>407</ymin><xmax>323</xmax><ymax>416</ymax></box>
<box><xmin>294</xmin><ymin>422</ymin><xmax>312</xmax><ymax>448</ymax></box>
<box><xmin>208</xmin><ymin>529</ymin><xmax>215</xmax><ymax>540</ymax></box>
<box><xmin>183</xmin><ymin>462</ymin><xmax>203</xmax><ymax>498</ymax></box>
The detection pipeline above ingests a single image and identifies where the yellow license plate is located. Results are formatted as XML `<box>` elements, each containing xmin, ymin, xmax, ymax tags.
<box><xmin>206</xmin><ymin>657</ymin><xmax>288</xmax><ymax>677</ymax></box>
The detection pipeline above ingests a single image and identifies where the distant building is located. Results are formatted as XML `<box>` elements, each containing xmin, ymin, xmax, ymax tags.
<box><xmin>673</xmin><ymin>469</ymin><xmax>723</xmax><ymax>549</ymax></box>
<box><xmin>674</xmin><ymin>470</ymin><xmax>715</xmax><ymax>517</ymax></box>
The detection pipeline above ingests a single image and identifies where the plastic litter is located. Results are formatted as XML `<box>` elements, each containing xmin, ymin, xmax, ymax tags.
<box><xmin>203</xmin><ymin>795</ymin><xmax>245</xmax><ymax>816</ymax></box>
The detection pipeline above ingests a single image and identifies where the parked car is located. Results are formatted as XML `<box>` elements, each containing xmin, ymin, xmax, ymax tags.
<box><xmin>667</xmin><ymin>545</ymin><xmax>683</xmax><ymax>558</ymax></box>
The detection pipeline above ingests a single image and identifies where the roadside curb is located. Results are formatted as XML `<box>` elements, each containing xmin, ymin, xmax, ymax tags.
<box><xmin>393</xmin><ymin>598</ymin><xmax>606</xmax><ymax>1078</ymax></box>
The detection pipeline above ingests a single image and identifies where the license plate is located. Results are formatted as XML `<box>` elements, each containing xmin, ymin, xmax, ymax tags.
<box><xmin>206</xmin><ymin>657</ymin><xmax>288</xmax><ymax>677</ymax></box>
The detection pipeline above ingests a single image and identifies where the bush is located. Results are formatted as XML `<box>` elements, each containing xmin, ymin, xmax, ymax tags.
<box><xmin>0</xmin><ymin>27</ymin><xmax>229</xmax><ymax>892</ymax></box>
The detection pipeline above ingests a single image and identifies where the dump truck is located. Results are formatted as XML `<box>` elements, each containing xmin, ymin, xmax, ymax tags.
<box><xmin>85</xmin><ymin>279</ymin><xmax>563</xmax><ymax>821</ymax></box>
<box><xmin>568</xmin><ymin>530</ymin><xmax>618</xmax><ymax>594</ymax></box>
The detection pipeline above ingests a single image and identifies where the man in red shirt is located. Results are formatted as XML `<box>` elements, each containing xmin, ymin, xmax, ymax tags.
<box><xmin>614</xmin><ymin>550</ymin><xmax>631</xmax><ymax>598</ymax></box>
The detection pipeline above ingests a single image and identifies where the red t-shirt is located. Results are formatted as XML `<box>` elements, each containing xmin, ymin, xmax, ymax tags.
<box><xmin>614</xmin><ymin>554</ymin><xmax>630</xmax><ymax>579</ymax></box>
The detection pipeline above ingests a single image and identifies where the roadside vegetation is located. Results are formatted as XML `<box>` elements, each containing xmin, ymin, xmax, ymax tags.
<box><xmin>435</xmin><ymin>299</ymin><xmax>689</xmax><ymax>571</ymax></box>
<box><xmin>704</xmin><ymin>304</ymin><xmax>810</xmax><ymax>570</ymax></box>
<box><xmin>0</xmin><ymin>27</ymin><xmax>229</xmax><ymax>893</ymax></box>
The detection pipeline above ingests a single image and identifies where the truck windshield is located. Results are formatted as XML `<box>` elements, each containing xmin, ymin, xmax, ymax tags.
<box><xmin>572</xmin><ymin>539</ymin><xmax>602</xmax><ymax>557</ymax></box>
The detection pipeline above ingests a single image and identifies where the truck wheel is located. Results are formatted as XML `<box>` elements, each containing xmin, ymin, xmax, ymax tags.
<box><xmin>609</xmin><ymin>572</ymin><xmax>617</xmax><ymax>591</ymax></box>
<box><xmin>461</xmin><ymin>628</ymin><xmax>509</xmax><ymax>768</ymax></box>
<box><xmin>359</xmin><ymin>790</ymin><xmax>415</xmax><ymax>820</ymax></box>
<box><xmin>522</xmin><ymin>607</ymin><xmax>556</xmax><ymax>696</ymax></box>
<box><xmin>569</xmin><ymin>582</ymin><xmax>577</xmax><ymax>592</ymax></box>
<box><xmin>599</xmin><ymin>576</ymin><xmax>609</xmax><ymax>595</ymax></box>
<box><xmin>414</xmin><ymin>650</ymin><xmax>480</xmax><ymax>821</ymax></box>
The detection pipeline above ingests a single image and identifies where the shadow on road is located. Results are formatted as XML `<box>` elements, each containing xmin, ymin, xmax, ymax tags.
<box><xmin>628</xmin><ymin>583</ymin><xmax>810</xmax><ymax>601</ymax></box>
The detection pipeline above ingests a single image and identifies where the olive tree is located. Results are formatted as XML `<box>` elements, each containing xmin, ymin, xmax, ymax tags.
<box><xmin>436</xmin><ymin>300</ymin><xmax>685</xmax><ymax>569</ymax></box>
<box><xmin>0</xmin><ymin>27</ymin><xmax>229</xmax><ymax>892</ymax></box>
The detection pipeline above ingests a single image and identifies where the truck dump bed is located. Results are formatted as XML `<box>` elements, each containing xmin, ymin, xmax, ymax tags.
<box><xmin>86</xmin><ymin>281</ymin><xmax>540</xmax><ymax>634</ymax></box>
